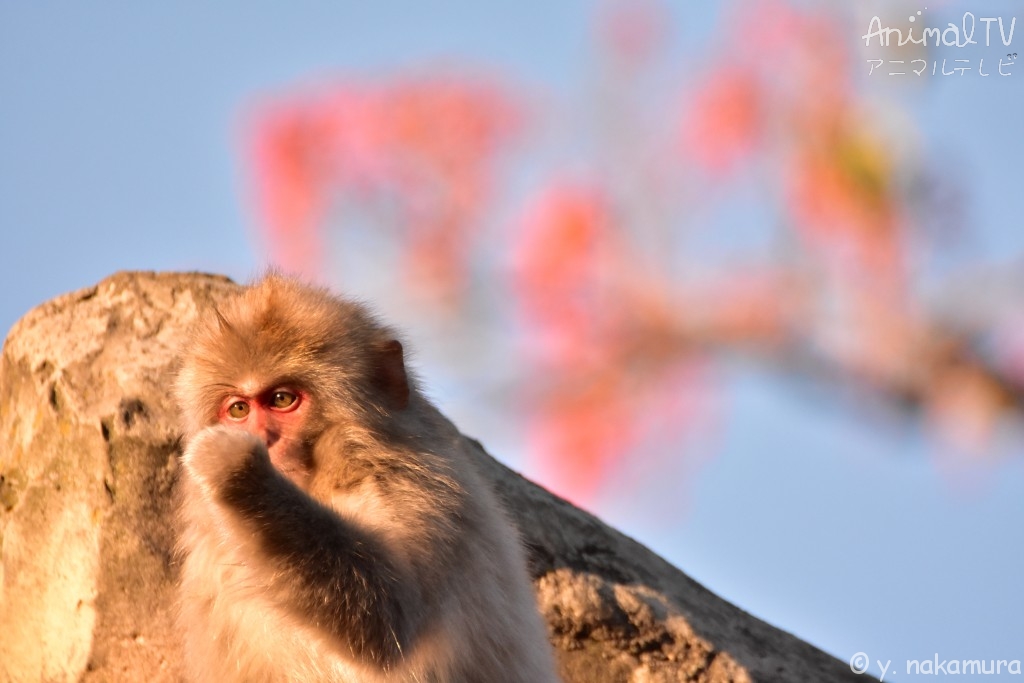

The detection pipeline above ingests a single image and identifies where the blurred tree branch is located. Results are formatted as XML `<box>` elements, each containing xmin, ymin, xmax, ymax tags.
<box><xmin>241</xmin><ymin>0</ymin><xmax>1021</xmax><ymax>503</ymax></box>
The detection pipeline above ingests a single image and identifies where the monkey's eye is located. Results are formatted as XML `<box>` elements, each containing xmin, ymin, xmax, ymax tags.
<box><xmin>271</xmin><ymin>391</ymin><xmax>297</xmax><ymax>410</ymax></box>
<box><xmin>227</xmin><ymin>401</ymin><xmax>250</xmax><ymax>419</ymax></box>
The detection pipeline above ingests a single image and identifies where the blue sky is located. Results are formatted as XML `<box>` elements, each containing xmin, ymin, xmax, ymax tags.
<box><xmin>2</xmin><ymin>3</ymin><xmax>1023</xmax><ymax>680</ymax></box>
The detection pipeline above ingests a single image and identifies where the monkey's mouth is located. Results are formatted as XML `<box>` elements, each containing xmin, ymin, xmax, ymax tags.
<box><xmin>267</xmin><ymin>448</ymin><xmax>312</xmax><ymax>487</ymax></box>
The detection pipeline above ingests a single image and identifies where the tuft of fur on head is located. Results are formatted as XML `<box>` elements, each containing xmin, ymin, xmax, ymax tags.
<box><xmin>174</xmin><ymin>273</ymin><xmax>416</xmax><ymax>439</ymax></box>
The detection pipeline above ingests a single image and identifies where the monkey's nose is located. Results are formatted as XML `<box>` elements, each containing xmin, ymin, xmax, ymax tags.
<box><xmin>240</xmin><ymin>417</ymin><xmax>274</xmax><ymax>447</ymax></box>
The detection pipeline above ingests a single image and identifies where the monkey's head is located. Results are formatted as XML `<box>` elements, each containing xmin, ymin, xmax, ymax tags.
<box><xmin>175</xmin><ymin>274</ymin><xmax>413</xmax><ymax>477</ymax></box>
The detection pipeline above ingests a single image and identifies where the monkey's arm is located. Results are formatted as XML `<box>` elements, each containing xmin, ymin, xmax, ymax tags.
<box><xmin>183</xmin><ymin>428</ymin><xmax>416</xmax><ymax>667</ymax></box>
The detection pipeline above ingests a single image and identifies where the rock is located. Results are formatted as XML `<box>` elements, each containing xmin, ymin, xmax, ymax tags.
<box><xmin>0</xmin><ymin>272</ymin><xmax>867</xmax><ymax>683</ymax></box>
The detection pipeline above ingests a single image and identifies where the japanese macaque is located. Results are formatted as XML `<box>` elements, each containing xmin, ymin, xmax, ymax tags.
<box><xmin>173</xmin><ymin>274</ymin><xmax>559</xmax><ymax>683</ymax></box>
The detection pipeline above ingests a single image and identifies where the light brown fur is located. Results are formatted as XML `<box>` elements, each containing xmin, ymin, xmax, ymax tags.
<box><xmin>174</xmin><ymin>274</ymin><xmax>558</xmax><ymax>682</ymax></box>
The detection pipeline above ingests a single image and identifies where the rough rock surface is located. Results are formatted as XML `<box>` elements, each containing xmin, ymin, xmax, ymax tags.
<box><xmin>0</xmin><ymin>272</ymin><xmax>868</xmax><ymax>683</ymax></box>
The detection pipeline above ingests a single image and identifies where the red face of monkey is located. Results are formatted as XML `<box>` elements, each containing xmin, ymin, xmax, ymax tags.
<box><xmin>217</xmin><ymin>382</ymin><xmax>314</xmax><ymax>484</ymax></box>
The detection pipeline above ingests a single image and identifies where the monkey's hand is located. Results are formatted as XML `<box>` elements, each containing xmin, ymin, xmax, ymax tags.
<box><xmin>182</xmin><ymin>426</ymin><xmax>271</xmax><ymax>497</ymax></box>
<box><xmin>180</xmin><ymin>425</ymin><xmax>415</xmax><ymax>667</ymax></box>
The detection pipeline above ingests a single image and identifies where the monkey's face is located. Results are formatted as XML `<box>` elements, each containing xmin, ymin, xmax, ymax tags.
<box><xmin>216</xmin><ymin>380</ymin><xmax>315</xmax><ymax>486</ymax></box>
<box><xmin>176</xmin><ymin>275</ymin><xmax>413</xmax><ymax>489</ymax></box>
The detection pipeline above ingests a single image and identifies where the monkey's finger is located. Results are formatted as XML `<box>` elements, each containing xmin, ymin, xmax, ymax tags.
<box><xmin>183</xmin><ymin>426</ymin><xmax>269</xmax><ymax>490</ymax></box>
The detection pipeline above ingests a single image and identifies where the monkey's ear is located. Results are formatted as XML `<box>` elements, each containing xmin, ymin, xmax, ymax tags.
<box><xmin>373</xmin><ymin>339</ymin><xmax>410</xmax><ymax>410</ymax></box>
